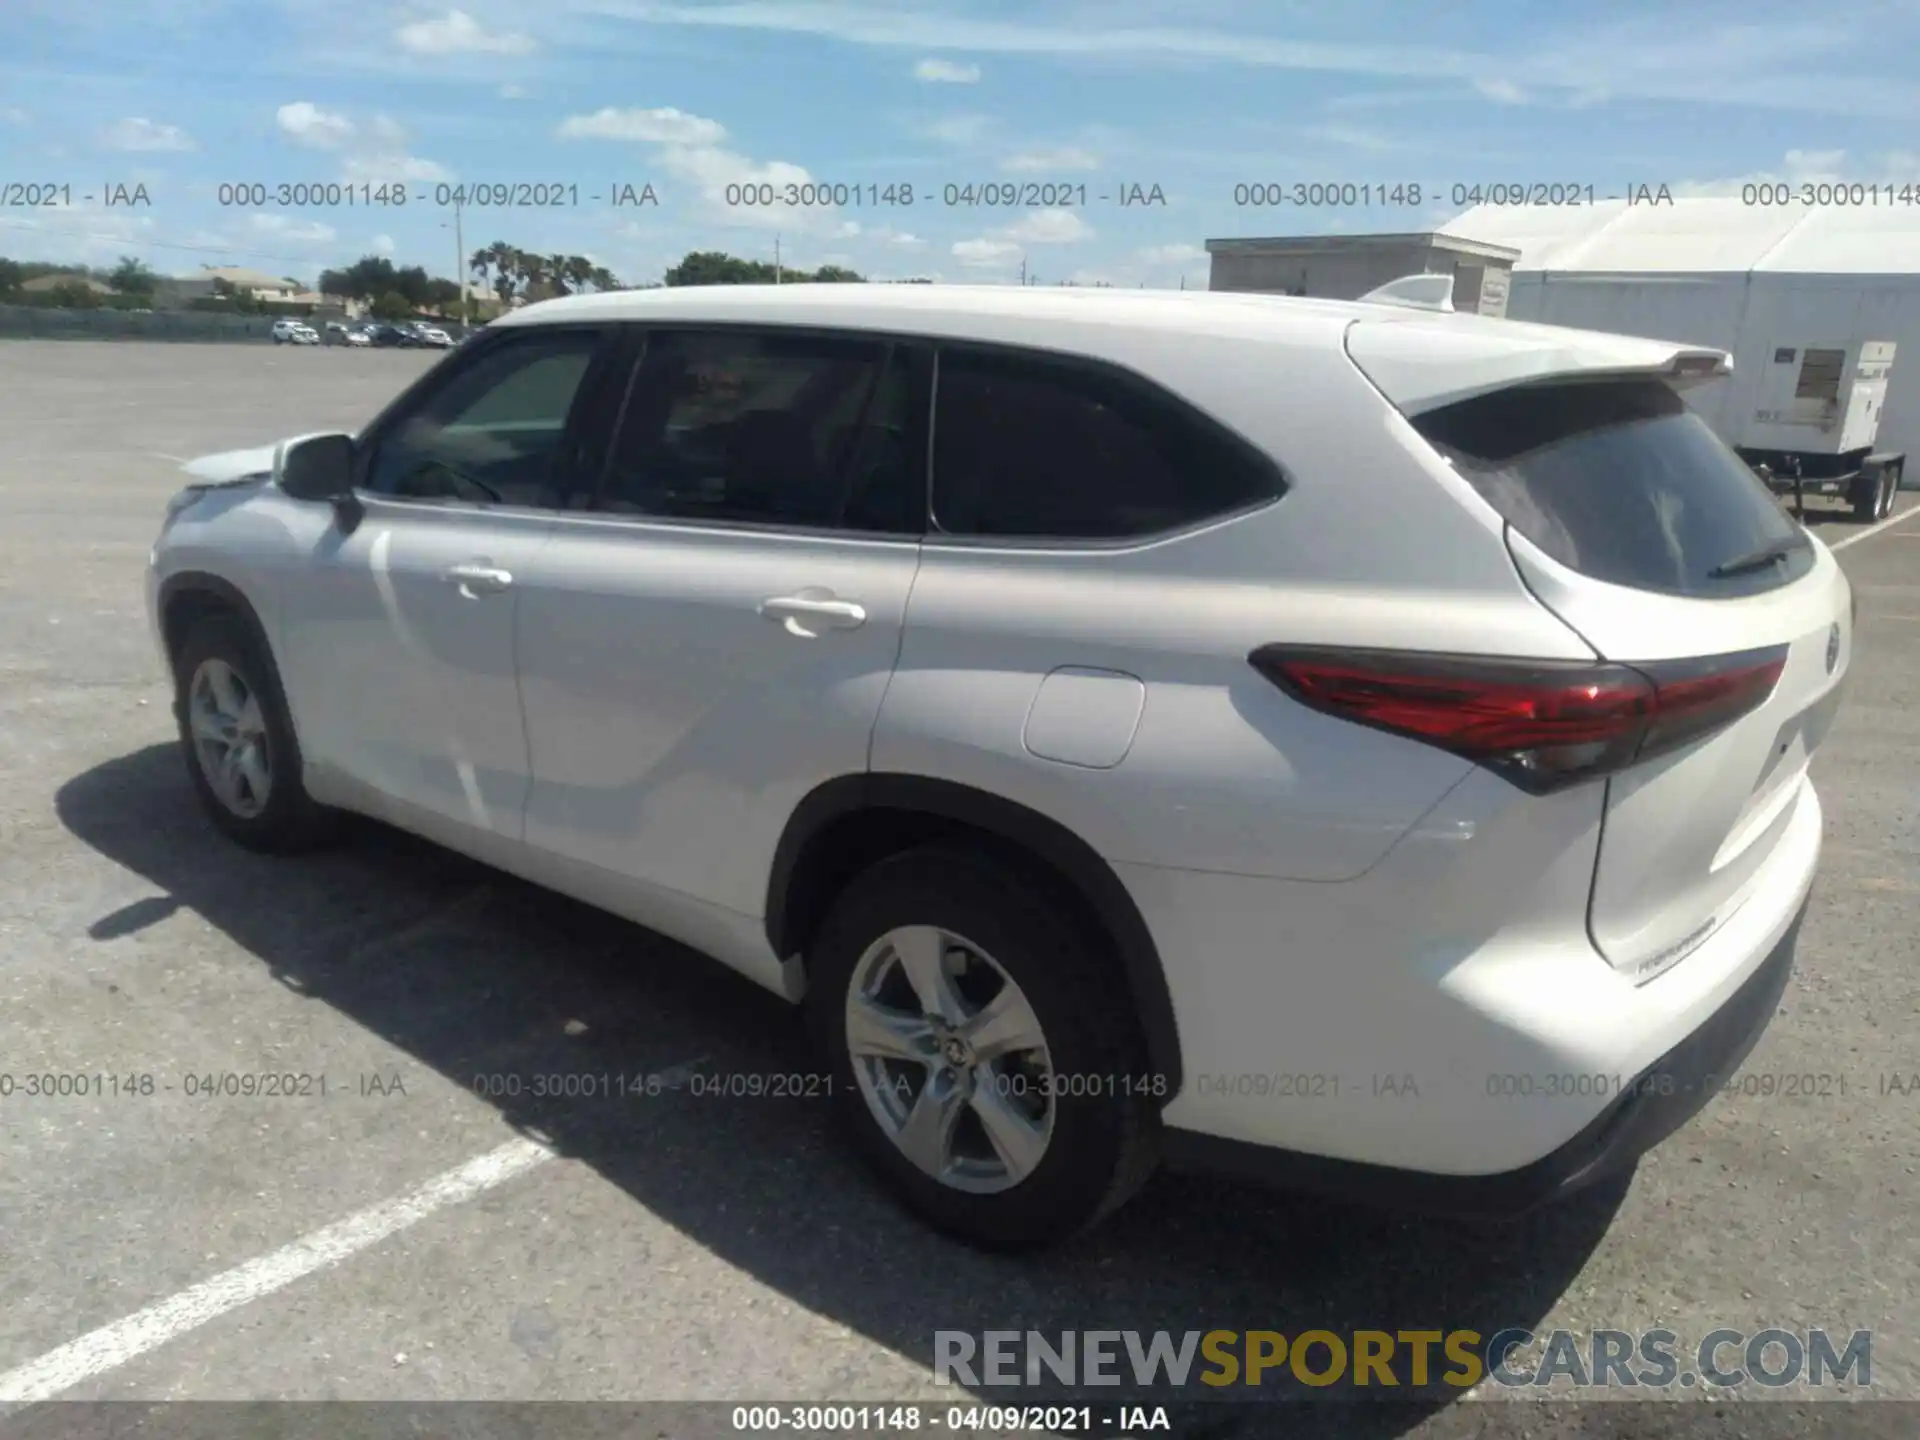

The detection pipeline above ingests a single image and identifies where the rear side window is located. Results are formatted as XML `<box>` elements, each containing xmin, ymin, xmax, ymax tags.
<box><xmin>931</xmin><ymin>345</ymin><xmax>1283</xmax><ymax>540</ymax></box>
<box><xmin>1414</xmin><ymin>378</ymin><xmax>1813</xmax><ymax>598</ymax></box>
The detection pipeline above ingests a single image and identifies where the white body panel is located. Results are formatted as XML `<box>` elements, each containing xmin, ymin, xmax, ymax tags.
<box><xmin>148</xmin><ymin>283</ymin><xmax>1841</xmax><ymax>1189</ymax></box>
<box><xmin>510</xmin><ymin>513</ymin><xmax>921</xmax><ymax>993</ymax></box>
<box><xmin>279</xmin><ymin>500</ymin><xmax>554</xmax><ymax>840</ymax></box>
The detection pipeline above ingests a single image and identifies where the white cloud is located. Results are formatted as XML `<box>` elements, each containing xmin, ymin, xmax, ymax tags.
<box><xmin>0</xmin><ymin>201</ymin><xmax>159</xmax><ymax>266</ymax></box>
<box><xmin>870</xmin><ymin>225</ymin><xmax>926</xmax><ymax>249</ymax></box>
<box><xmin>914</xmin><ymin>57</ymin><xmax>980</xmax><ymax>83</ymax></box>
<box><xmin>1296</xmin><ymin>122</ymin><xmax>1399</xmax><ymax>152</ymax></box>
<box><xmin>372</xmin><ymin>233</ymin><xmax>397</xmax><ymax>256</ymax></box>
<box><xmin>396</xmin><ymin>9</ymin><xmax>536</xmax><ymax>56</ymax></box>
<box><xmin>100</xmin><ymin>117</ymin><xmax>195</xmax><ymax>152</ymax></box>
<box><xmin>1</xmin><ymin>107</ymin><xmax>26</xmax><ymax>125</ymax></box>
<box><xmin>1137</xmin><ymin>242</ymin><xmax>1204</xmax><ymax>265</ymax></box>
<box><xmin>500</xmin><ymin>83</ymin><xmax>531</xmax><ymax>99</ymax></box>
<box><xmin>1673</xmin><ymin>147</ymin><xmax>1878</xmax><ymax>196</ymax></box>
<box><xmin>1473</xmin><ymin>77</ymin><xmax>1528</xmax><ymax>104</ymax></box>
<box><xmin>923</xmin><ymin>114</ymin><xmax>993</xmax><ymax>147</ymax></box>
<box><xmin>344</xmin><ymin>151</ymin><xmax>451</xmax><ymax>183</ymax></box>
<box><xmin>277</xmin><ymin>102</ymin><xmax>355</xmax><ymax>149</ymax></box>
<box><xmin>1003</xmin><ymin>146</ymin><xmax>1099</xmax><ymax>172</ymax></box>
<box><xmin>952</xmin><ymin>206</ymin><xmax>1093</xmax><ymax>272</ymax></box>
<box><xmin>248</xmin><ymin>213</ymin><xmax>338</xmax><ymax>245</ymax></box>
<box><xmin>1004</xmin><ymin>207</ymin><xmax>1091</xmax><ymax>244</ymax></box>
<box><xmin>276</xmin><ymin>103</ymin><xmax>449</xmax><ymax>184</ymax></box>
<box><xmin>953</xmin><ymin>237</ymin><xmax>1022</xmax><ymax>269</ymax></box>
<box><xmin>576</xmin><ymin>3</ymin><xmax>1920</xmax><ymax>119</ymax></box>
<box><xmin>557</xmin><ymin>104</ymin><xmax>844</xmax><ymax>233</ymax></box>
<box><xmin>558</xmin><ymin>106</ymin><xmax>728</xmax><ymax>145</ymax></box>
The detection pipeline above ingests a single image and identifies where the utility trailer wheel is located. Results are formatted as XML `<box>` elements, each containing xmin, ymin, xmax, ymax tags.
<box><xmin>1852</xmin><ymin>466</ymin><xmax>1885</xmax><ymax>523</ymax></box>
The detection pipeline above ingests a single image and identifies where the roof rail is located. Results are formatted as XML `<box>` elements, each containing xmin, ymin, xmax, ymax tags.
<box><xmin>1357</xmin><ymin>273</ymin><xmax>1455</xmax><ymax>313</ymax></box>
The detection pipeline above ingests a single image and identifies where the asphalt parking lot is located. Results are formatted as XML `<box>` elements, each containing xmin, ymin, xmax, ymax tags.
<box><xmin>1</xmin><ymin>339</ymin><xmax>1917</xmax><ymax>1437</ymax></box>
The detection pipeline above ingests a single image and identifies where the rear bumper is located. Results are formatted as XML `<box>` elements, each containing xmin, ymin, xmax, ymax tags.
<box><xmin>1162</xmin><ymin>898</ymin><xmax>1803</xmax><ymax>1217</ymax></box>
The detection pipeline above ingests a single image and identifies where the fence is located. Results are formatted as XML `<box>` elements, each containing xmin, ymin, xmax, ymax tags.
<box><xmin>0</xmin><ymin>306</ymin><xmax>283</xmax><ymax>342</ymax></box>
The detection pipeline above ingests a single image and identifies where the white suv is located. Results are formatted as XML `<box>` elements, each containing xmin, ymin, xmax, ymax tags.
<box><xmin>270</xmin><ymin>319</ymin><xmax>318</xmax><ymax>345</ymax></box>
<box><xmin>148</xmin><ymin>283</ymin><xmax>1848</xmax><ymax>1250</ymax></box>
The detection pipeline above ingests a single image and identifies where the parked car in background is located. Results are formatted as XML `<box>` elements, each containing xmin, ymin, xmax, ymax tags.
<box><xmin>406</xmin><ymin>321</ymin><xmax>455</xmax><ymax>348</ymax></box>
<box><xmin>321</xmin><ymin>322</ymin><xmax>369</xmax><ymax>348</ymax></box>
<box><xmin>270</xmin><ymin>320</ymin><xmax>319</xmax><ymax>346</ymax></box>
<box><xmin>361</xmin><ymin>323</ymin><xmax>415</xmax><ymax>348</ymax></box>
<box><xmin>146</xmin><ymin>281</ymin><xmax>1847</xmax><ymax>1252</ymax></box>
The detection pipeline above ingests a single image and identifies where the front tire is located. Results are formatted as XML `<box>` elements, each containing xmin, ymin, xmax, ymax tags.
<box><xmin>806</xmin><ymin>845</ymin><xmax>1160</xmax><ymax>1251</ymax></box>
<box><xmin>173</xmin><ymin>614</ymin><xmax>335</xmax><ymax>852</ymax></box>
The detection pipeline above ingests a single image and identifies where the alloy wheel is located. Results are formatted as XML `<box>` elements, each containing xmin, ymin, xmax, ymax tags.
<box><xmin>187</xmin><ymin>657</ymin><xmax>272</xmax><ymax>819</ymax></box>
<box><xmin>844</xmin><ymin>925</ymin><xmax>1056</xmax><ymax>1194</ymax></box>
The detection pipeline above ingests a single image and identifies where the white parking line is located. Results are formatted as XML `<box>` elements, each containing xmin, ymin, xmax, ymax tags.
<box><xmin>1830</xmin><ymin>502</ymin><xmax>1920</xmax><ymax>551</ymax></box>
<box><xmin>0</xmin><ymin>1137</ymin><xmax>554</xmax><ymax>1406</ymax></box>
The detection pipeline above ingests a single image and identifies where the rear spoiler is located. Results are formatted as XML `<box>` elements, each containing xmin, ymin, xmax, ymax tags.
<box><xmin>1358</xmin><ymin>273</ymin><xmax>1456</xmax><ymax>314</ymax></box>
<box><xmin>1344</xmin><ymin>302</ymin><xmax>1733</xmax><ymax>415</ymax></box>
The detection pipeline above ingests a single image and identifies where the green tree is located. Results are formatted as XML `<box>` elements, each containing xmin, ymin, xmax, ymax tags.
<box><xmin>0</xmin><ymin>258</ymin><xmax>22</xmax><ymax>295</ymax></box>
<box><xmin>108</xmin><ymin>256</ymin><xmax>159</xmax><ymax>297</ymax></box>
<box><xmin>664</xmin><ymin>250</ymin><xmax>778</xmax><ymax>286</ymax></box>
<box><xmin>809</xmin><ymin>264</ymin><xmax>866</xmax><ymax>283</ymax></box>
<box><xmin>48</xmin><ymin>280</ymin><xmax>104</xmax><ymax>309</ymax></box>
<box><xmin>370</xmin><ymin>289</ymin><xmax>413</xmax><ymax>321</ymax></box>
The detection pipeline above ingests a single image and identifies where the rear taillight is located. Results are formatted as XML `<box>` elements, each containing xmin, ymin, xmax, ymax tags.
<box><xmin>1250</xmin><ymin>645</ymin><xmax>1787</xmax><ymax>793</ymax></box>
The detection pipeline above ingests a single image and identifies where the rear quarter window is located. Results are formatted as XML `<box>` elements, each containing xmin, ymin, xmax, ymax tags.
<box><xmin>1414</xmin><ymin>378</ymin><xmax>1814</xmax><ymax>598</ymax></box>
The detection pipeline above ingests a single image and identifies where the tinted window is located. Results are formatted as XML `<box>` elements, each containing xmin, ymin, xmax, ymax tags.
<box><xmin>364</xmin><ymin>329</ymin><xmax>603</xmax><ymax>508</ymax></box>
<box><xmin>930</xmin><ymin>346</ymin><xmax>1281</xmax><ymax>539</ymax></box>
<box><xmin>1415</xmin><ymin>378</ymin><xmax>1813</xmax><ymax>598</ymax></box>
<box><xmin>597</xmin><ymin>330</ymin><xmax>917</xmax><ymax>532</ymax></box>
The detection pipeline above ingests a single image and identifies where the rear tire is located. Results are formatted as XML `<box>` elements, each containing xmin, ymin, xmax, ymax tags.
<box><xmin>173</xmin><ymin>614</ymin><xmax>336</xmax><ymax>853</ymax></box>
<box><xmin>806</xmin><ymin>844</ymin><xmax>1161</xmax><ymax>1252</ymax></box>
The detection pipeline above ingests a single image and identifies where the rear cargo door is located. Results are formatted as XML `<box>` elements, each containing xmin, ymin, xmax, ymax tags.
<box><xmin>1407</xmin><ymin>374</ymin><xmax>1851</xmax><ymax>981</ymax></box>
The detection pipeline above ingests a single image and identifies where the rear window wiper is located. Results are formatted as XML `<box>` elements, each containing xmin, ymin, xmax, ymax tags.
<box><xmin>1709</xmin><ymin>542</ymin><xmax>1797</xmax><ymax>579</ymax></box>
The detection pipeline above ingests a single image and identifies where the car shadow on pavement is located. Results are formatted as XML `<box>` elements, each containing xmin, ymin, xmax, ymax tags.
<box><xmin>57</xmin><ymin>744</ymin><xmax>1629</xmax><ymax>1439</ymax></box>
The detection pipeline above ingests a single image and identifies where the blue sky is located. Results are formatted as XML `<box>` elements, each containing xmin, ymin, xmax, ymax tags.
<box><xmin>5</xmin><ymin>0</ymin><xmax>1920</xmax><ymax>289</ymax></box>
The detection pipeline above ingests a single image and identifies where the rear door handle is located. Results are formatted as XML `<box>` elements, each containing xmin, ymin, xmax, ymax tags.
<box><xmin>759</xmin><ymin>592</ymin><xmax>867</xmax><ymax>637</ymax></box>
<box><xmin>444</xmin><ymin>562</ymin><xmax>514</xmax><ymax>597</ymax></box>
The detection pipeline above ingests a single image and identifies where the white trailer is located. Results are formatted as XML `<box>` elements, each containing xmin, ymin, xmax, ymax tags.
<box><xmin>1730</xmin><ymin>339</ymin><xmax>1905</xmax><ymax>522</ymax></box>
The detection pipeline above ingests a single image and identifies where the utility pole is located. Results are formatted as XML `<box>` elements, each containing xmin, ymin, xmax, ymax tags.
<box><xmin>1018</xmin><ymin>255</ymin><xmax>1027</xmax><ymax>286</ymax></box>
<box><xmin>451</xmin><ymin>197</ymin><xmax>469</xmax><ymax>330</ymax></box>
<box><xmin>775</xmin><ymin>235</ymin><xmax>782</xmax><ymax>284</ymax></box>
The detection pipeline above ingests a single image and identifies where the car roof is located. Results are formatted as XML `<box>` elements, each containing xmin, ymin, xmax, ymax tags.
<box><xmin>491</xmin><ymin>283</ymin><xmax>1731</xmax><ymax>413</ymax></box>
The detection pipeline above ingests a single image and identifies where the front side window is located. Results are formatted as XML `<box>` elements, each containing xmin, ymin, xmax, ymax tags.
<box><xmin>362</xmin><ymin>328</ymin><xmax>604</xmax><ymax>508</ymax></box>
<box><xmin>929</xmin><ymin>345</ymin><xmax>1282</xmax><ymax>540</ymax></box>
<box><xmin>596</xmin><ymin>329</ymin><xmax>917</xmax><ymax>533</ymax></box>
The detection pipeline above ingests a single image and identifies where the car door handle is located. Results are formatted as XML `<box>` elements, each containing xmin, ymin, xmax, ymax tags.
<box><xmin>759</xmin><ymin>593</ymin><xmax>867</xmax><ymax>636</ymax></box>
<box><xmin>444</xmin><ymin>563</ymin><xmax>514</xmax><ymax>596</ymax></box>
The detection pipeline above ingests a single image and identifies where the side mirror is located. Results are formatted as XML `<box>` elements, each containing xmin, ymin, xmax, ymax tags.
<box><xmin>277</xmin><ymin>432</ymin><xmax>365</xmax><ymax>532</ymax></box>
<box><xmin>278</xmin><ymin>432</ymin><xmax>355</xmax><ymax>500</ymax></box>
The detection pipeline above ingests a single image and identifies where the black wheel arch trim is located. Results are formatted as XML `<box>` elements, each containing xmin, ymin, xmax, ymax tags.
<box><xmin>767</xmin><ymin>773</ymin><xmax>1184</xmax><ymax>1098</ymax></box>
<box><xmin>157</xmin><ymin>571</ymin><xmax>275</xmax><ymax>670</ymax></box>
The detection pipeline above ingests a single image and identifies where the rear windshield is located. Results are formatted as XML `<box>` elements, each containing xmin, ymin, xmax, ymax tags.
<box><xmin>1414</xmin><ymin>378</ymin><xmax>1814</xmax><ymax>598</ymax></box>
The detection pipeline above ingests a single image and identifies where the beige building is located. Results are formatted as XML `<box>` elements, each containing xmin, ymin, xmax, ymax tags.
<box><xmin>1203</xmin><ymin>231</ymin><xmax>1521</xmax><ymax>317</ymax></box>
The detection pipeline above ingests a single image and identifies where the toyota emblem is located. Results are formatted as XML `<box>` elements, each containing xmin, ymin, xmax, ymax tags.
<box><xmin>1826</xmin><ymin>623</ymin><xmax>1841</xmax><ymax>674</ymax></box>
